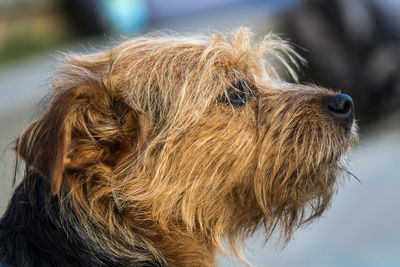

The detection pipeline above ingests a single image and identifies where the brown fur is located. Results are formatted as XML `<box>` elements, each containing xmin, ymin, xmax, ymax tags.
<box><xmin>15</xmin><ymin>28</ymin><xmax>358</xmax><ymax>266</ymax></box>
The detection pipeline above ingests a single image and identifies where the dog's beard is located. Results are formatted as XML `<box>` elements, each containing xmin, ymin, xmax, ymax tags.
<box><xmin>251</xmin><ymin>120</ymin><xmax>358</xmax><ymax>244</ymax></box>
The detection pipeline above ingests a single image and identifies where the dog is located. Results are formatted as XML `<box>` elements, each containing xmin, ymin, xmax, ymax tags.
<box><xmin>0</xmin><ymin>28</ymin><xmax>358</xmax><ymax>267</ymax></box>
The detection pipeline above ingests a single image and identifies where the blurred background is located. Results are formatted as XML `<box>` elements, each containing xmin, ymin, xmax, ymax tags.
<box><xmin>0</xmin><ymin>0</ymin><xmax>399</xmax><ymax>266</ymax></box>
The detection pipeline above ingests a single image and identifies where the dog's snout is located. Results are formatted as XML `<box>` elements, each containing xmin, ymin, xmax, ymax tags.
<box><xmin>324</xmin><ymin>94</ymin><xmax>354</xmax><ymax>120</ymax></box>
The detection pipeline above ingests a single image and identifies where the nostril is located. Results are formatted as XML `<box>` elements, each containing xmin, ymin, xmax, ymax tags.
<box><xmin>328</xmin><ymin>95</ymin><xmax>351</xmax><ymax>113</ymax></box>
<box><xmin>325</xmin><ymin>94</ymin><xmax>354</xmax><ymax>119</ymax></box>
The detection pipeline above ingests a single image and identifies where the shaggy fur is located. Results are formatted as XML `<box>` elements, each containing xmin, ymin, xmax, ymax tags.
<box><xmin>0</xmin><ymin>28</ymin><xmax>358</xmax><ymax>267</ymax></box>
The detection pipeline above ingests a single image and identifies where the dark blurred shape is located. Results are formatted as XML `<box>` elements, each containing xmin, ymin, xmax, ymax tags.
<box><xmin>279</xmin><ymin>0</ymin><xmax>400</xmax><ymax>124</ymax></box>
<box><xmin>63</xmin><ymin>0</ymin><xmax>104</xmax><ymax>34</ymax></box>
<box><xmin>62</xmin><ymin>0</ymin><xmax>149</xmax><ymax>35</ymax></box>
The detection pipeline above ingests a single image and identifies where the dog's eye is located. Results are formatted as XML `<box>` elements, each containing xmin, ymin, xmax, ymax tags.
<box><xmin>225</xmin><ymin>82</ymin><xmax>249</xmax><ymax>106</ymax></box>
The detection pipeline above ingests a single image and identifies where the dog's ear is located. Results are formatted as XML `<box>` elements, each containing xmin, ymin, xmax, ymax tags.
<box><xmin>17</xmin><ymin>87</ymin><xmax>78</xmax><ymax>195</ymax></box>
<box><xmin>17</xmin><ymin>58</ymin><xmax>138</xmax><ymax>196</ymax></box>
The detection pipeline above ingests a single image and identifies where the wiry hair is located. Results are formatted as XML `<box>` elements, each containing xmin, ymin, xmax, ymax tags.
<box><xmin>12</xmin><ymin>28</ymin><xmax>358</xmax><ymax>266</ymax></box>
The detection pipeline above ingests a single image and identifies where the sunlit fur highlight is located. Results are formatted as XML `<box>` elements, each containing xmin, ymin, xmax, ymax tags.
<box><xmin>12</xmin><ymin>28</ymin><xmax>358</xmax><ymax>266</ymax></box>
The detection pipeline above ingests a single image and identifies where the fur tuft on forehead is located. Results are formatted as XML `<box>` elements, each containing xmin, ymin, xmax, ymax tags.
<box><xmin>64</xmin><ymin>27</ymin><xmax>302</xmax><ymax>111</ymax></box>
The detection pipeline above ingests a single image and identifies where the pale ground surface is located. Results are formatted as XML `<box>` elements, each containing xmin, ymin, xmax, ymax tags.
<box><xmin>1</xmin><ymin>6</ymin><xmax>400</xmax><ymax>264</ymax></box>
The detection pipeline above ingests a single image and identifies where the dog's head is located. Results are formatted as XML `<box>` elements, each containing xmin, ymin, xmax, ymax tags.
<box><xmin>17</xmin><ymin>28</ymin><xmax>358</xmax><ymax>255</ymax></box>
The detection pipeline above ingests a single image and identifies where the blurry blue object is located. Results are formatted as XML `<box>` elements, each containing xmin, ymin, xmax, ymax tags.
<box><xmin>98</xmin><ymin>0</ymin><xmax>149</xmax><ymax>34</ymax></box>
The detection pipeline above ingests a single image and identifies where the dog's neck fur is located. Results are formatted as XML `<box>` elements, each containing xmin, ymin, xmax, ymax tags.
<box><xmin>0</xmin><ymin>171</ymin><xmax>164</xmax><ymax>267</ymax></box>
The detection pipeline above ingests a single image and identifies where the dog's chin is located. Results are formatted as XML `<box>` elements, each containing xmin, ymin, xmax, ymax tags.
<box><xmin>329</xmin><ymin>122</ymin><xmax>359</xmax><ymax>170</ymax></box>
<box><xmin>255</xmin><ymin>167</ymin><xmax>337</xmax><ymax>243</ymax></box>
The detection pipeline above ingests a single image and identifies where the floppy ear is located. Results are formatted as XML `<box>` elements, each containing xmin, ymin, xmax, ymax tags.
<box><xmin>17</xmin><ymin>58</ymin><xmax>139</xmax><ymax>196</ymax></box>
<box><xmin>17</xmin><ymin>87</ymin><xmax>77</xmax><ymax>195</ymax></box>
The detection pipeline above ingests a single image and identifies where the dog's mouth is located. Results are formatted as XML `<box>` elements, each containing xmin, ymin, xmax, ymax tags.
<box><xmin>257</xmin><ymin>111</ymin><xmax>358</xmax><ymax>199</ymax></box>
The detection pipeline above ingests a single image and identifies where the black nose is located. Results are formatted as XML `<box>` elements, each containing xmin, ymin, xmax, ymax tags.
<box><xmin>324</xmin><ymin>94</ymin><xmax>354</xmax><ymax>120</ymax></box>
